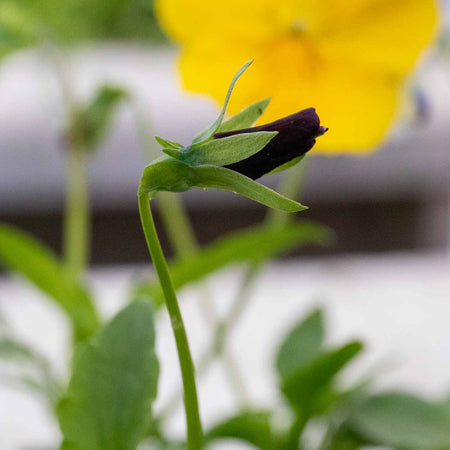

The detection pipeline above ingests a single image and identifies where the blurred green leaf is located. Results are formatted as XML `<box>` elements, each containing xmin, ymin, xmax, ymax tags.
<box><xmin>135</xmin><ymin>221</ymin><xmax>330</xmax><ymax>306</ymax></box>
<box><xmin>139</xmin><ymin>159</ymin><xmax>306</xmax><ymax>211</ymax></box>
<box><xmin>276</xmin><ymin>308</ymin><xmax>325</xmax><ymax>381</ymax></box>
<box><xmin>282</xmin><ymin>342</ymin><xmax>363</xmax><ymax>413</ymax></box>
<box><xmin>2</xmin><ymin>0</ymin><xmax>165</xmax><ymax>48</ymax></box>
<box><xmin>206</xmin><ymin>411</ymin><xmax>274</xmax><ymax>450</ymax></box>
<box><xmin>181</xmin><ymin>131</ymin><xmax>277</xmax><ymax>167</ymax></box>
<box><xmin>0</xmin><ymin>337</ymin><xmax>42</xmax><ymax>363</ymax></box>
<box><xmin>0</xmin><ymin>2</ymin><xmax>40</xmax><ymax>58</ymax></box>
<box><xmin>58</xmin><ymin>301</ymin><xmax>159</xmax><ymax>450</ymax></box>
<box><xmin>191</xmin><ymin>60</ymin><xmax>253</xmax><ymax>145</ymax></box>
<box><xmin>217</xmin><ymin>98</ymin><xmax>271</xmax><ymax>133</ymax></box>
<box><xmin>0</xmin><ymin>223</ymin><xmax>99</xmax><ymax>342</ymax></box>
<box><xmin>72</xmin><ymin>85</ymin><xmax>127</xmax><ymax>152</ymax></box>
<box><xmin>0</xmin><ymin>336</ymin><xmax>61</xmax><ymax>403</ymax></box>
<box><xmin>347</xmin><ymin>392</ymin><xmax>450</xmax><ymax>449</ymax></box>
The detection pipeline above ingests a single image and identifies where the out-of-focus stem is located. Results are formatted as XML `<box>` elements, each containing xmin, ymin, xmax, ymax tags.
<box><xmin>50</xmin><ymin>44</ymin><xmax>90</xmax><ymax>278</ymax></box>
<box><xmin>64</xmin><ymin>146</ymin><xmax>90</xmax><ymax>277</ymax></box>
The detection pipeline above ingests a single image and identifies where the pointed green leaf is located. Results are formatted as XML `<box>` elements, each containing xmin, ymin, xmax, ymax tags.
<box><xmin>282</xmin><ymin>342</ymin><xmax>363</xmax><ymax>412</ymax></box>
<box><xmin>155</xmin><ymin>136</ymin><xmax>182</xmax><ymax>149</ymax></box>
<box><xmin>181</xmin><ymin>131</ymin><xmax>277</xmax><ymax>166</ymax></box>
<box><xmin>0</xmin><ymin>224</ymin><xmax>99</xmax><ymax>342</ymax></box>
<box><xmin>191</xmin><ymin>60</ymin><xmax>253</xmax><ymax>145</ymax></box>
<box><xmin>134</xmin><ymin>221</ymin><xmax>330</xmax><ymax>307</ymax></box>
<box><xmin>58</xmin><ymin>301</ymin><xmax>159</xmax><ymax>450</ymax></box>
<box><xmin>139</xmin><ymin>159</ymin><xmax>306</xmax><ymax>211</ymax></box>
<box><xmin>348</xmin><ymin>393</ymin><xmax>450</xmax><ymax>450</ymax></box>
<box><xmin>276</xmin><ymin>309</ymin><xmax>325</xmax><ymax>381</ymax></box>
<box><xmin>217</xmin><ymin>98</ymin><xmax>271</xmax><ymax>133</ymax></box>
<box><xmin>206</xmin><ymin>411</ymin><xmax>274</xmax><ymax>449</ymax></box>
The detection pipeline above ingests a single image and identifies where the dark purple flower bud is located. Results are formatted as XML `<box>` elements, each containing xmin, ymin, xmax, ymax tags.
<box><xmin>215</xmin><ymin>108</ymin><xmax>327</xmax><ymax>180</ymax></box>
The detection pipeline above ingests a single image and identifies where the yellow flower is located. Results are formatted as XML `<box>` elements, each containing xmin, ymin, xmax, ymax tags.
<box><xmin>155</xmin><ymin>0</ymin><xmax>439</xmax><ymax>153</ymax></box>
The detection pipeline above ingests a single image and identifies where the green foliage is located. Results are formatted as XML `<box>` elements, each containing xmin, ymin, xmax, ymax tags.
<box><xmin>0</xmin><ymin>0</ymin><xmax>165</xmax><ymax>61</ymax></box>
<box><xmin>347</xmin><ymin>392</ymin><xmax>450</xmax><ymax>449</ymax></box>
<box><xmin>0</xmin><ymin>223</ymin><xmax>99</xmax><ymax>342</ymax></box>
<box><xmin>135</xmin><ymin>221</ymin><xmax>330</xmax><ymax>306</ymax></box>
<box><xmin>217</xmin><ymin>98</ymin><xmax>271</xmax><ymax>133</ymax></box>
<box><xmin>58</xmin><ymin>301</ymin><xmax>159</xmax><ymax>450</ymax></box>
<box><xmin>206</xmin><ymin>411</ymin><xmax>274</xmax><ymax>449</ymax></box>
<box><xmin>70</xmin><ymin>85</ymin><xmax>127</xmax><ymax>152</ymax></box>
<box><xmin>276</xmin><ymin>309</ymin><xmax>363</xmax><ymax>414</ymax></box>
<box><xmin>276</xmin><ymin>309</ymin><xmax>324</xmax><ymax>380</ymax></box>
<box><xmin>281</xmin><ymin>342</ymin><xmax>363</xmax><ymax>413</ymax></box>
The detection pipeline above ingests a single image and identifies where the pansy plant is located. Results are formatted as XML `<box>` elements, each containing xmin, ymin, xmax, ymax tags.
<box><xmin>137</xmin><ymin>61</ymin><xmax>326</xmax><ymax>449</ymax></box>
<box><xmin>138</xmin><ymin>60</ymin><xmax>327</xmax><ymax>212</ymax></box>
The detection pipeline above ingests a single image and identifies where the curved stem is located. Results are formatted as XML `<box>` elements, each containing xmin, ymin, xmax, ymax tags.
<box><xmin>138</xmin><ymin>193</ymin><xmax>203</xmax><ymax>449</ymax></box>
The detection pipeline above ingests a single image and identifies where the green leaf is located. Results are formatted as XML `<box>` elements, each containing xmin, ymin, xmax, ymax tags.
<box><xmin>348</xmin><ymin>392</ymin><xmax>450</xmax><ymax>449</ymax></box>
<box><xmin>217</xmin><ymin>98</ymin><xmax>271</xmax><ymax>133</ymax></box>
<box><xmin>282</xmin><ymin>342</ymin><xmax>363</xmax><ymax>413</ymax></box>
<box><xmin>0</xmin><ymin>223</ymin><xmax>99</xmax><ymax>342</ymax></box>
<box><xmin>58</xmin><ymin>301</ymin><xmax>159</xmax><ymax>450</ymax></box>
<box><xmin>191</xmin><ymin>60</ymin><xmax>253</xmax><ymax>145</ymax></box>
<box><xmin>76</xmin><ymin>85</ymin><xmax>127</xmax><ymax>151</ymax></box>
<box><xmin>134</xmin><ymin>221</ymin><xmax>330</xmax><ymax>307</ymax></box>
<box><xmin>276</xmin><ymin>309</ymin><xmax>325</xmax><ymax>381</ymax></box>
<box><xmin>180</xmin><ymin>131</ymin><xmax>277</xmax><ymax>166</ymax></box>
<box><xmin>206</xmin><ymin>411</ymin><xmax>274</xmax><ymax>450</ymax></box>
<box><xmin>155</xmin><ymin>136</ymin><xmax>183</xmax><ymax>150</ymax></box>
<box><xmin>139</xmin><ymin>159</ymin><xmax>307</xmax><ymax>212</ymax></box>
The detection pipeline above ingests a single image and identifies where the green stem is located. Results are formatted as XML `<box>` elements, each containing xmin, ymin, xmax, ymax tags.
<box><xmin>64</xmin><ymin>146</ymin><xmax>90</xmax><ymax>277</ymax></box>
<box><xmin>138</xmin><ymin>193</ymin><xmax>203</xmax><ymax>449</ymax></box>
<box><xmin>131</xmin><ymin>99</ymin><xmax>250</xmax><ymax>410</ymax></box>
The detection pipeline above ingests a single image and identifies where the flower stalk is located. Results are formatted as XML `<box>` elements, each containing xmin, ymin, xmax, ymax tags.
<box><xmin>138</xmin><ymin>193</ymin><xmax>203</xmax><ymax>449</ymax></box>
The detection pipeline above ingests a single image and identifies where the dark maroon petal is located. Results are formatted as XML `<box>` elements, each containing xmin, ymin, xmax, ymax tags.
<box><xmin>215</xmin><ymin>108</ymin><xmax>327</xmax><ymax>180</ymax></box>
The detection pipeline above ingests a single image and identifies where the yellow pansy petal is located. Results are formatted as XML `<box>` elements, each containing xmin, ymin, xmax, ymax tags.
<box><xmin>159</xmin><ymin>0</ymin><xmax>439</xmax><ymax>152</ymax></box>
<box><xmin>318</xmin><ymin>0</ymin><xmax>439</xmax><ymax>75</ymax></box>
<box><xmin>155</xmin><ymin>0</ymin><xmax>299</xmax><ymax>42</ymax></box>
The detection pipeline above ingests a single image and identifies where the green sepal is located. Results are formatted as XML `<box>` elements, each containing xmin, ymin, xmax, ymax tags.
<box><xmin>191</xmin><ymin>60</ymin><xmax>253</xmax><ymax>145</ymax></box>
<box><xmin>268</xmin><ymin>155</ymin><xmax>305</xmax><ymax>175</ymax></box>
<box><xmin>180</xmin><ymin>131</ymin><xmax>277</xmax><ymax>166</ymax></box>
<box><xmin>155</xmin><ymin>136</ymin><xmax>183</xmax><ymax>149</ymax></box>
<box><xmin>162</xmin><ymin>148</ymin><xmax>183</xmax><ymax>159</ymax></box>
<box><xmin>217</xmin><ymin>97</ymin><xmax>271</xmax><ymax>133</ymax></box>
<box><xmin>138</xmin><ymin>158</ymin><xmax>306</xmax><ymax>211</ymax></box>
